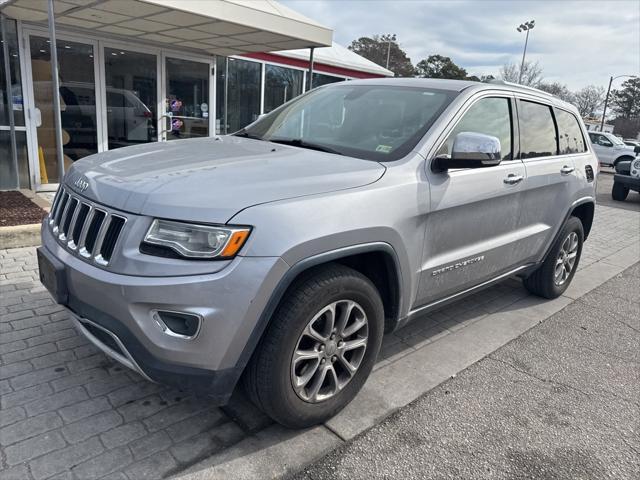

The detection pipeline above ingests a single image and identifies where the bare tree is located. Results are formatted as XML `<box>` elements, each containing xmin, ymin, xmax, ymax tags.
<box><xmin>573</xmin><ymin>85</ymin><xmax>605</xmax><ymax>117</ymax></box>
<box><xmin>499</xmin><ymin>60</ymin><xmax>543</xmax><ymax>87</ymax></box>
<box><xmin>537</xmin><ymin>82</ymin><xmax>575</xmax><ymax>103</ymax></box>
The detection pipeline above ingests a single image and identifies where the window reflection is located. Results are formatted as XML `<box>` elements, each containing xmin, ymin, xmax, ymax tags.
<box><xmin>555</xmin><ymin>109</ymin><xmax>586</xmax><ymax>154</ymax></box>
<box><xmin>105</xmin><ymin>48</ymin><xmax>157</xmax><ymax>150</ymax></box>
<box><xmin>519</xmin><ymin>101</ymin><xmax>558</xmax><ymax>159</ymax></box>
<box><xmin>29</xmin><ymin>36</ymin><xmax>97</xmax><ymax>184</ymax></box>
<box><xmin>216</xmin><ymin>57</ymin><xmax>260</xmax><ymax>133</ymax></box>
<box><xmin>264</xmin><ymin>64</ymin><xmax>303</xmax><ymax>113</ymax></box>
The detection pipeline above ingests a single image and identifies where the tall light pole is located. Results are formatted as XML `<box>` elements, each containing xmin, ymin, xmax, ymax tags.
<box><xmin>517</xmin><ymin>20</ymin><xmax>535</xmax><ymax>84</ymax></box>
<box><xmin>385</xmin><ymin>34</ymin><xmax>396</xmax><ymax>70</ymax></box>
<box><xmin>600</xmin><ymin>74</ymin><xmax>637</xmax><ymax>131</ymax></box>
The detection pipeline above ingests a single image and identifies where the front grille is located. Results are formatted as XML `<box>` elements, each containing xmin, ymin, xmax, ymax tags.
<box><xmin>48</xmin><ymin>187</ymin><xmax>127</xmax><ymax>267</ymax></box>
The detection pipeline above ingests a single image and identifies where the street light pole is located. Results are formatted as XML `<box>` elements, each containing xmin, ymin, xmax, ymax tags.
<box><xmin>517</xmin><ymin>20</ymin><xmax>535</xmax><ymax>84</ymax></box>
<box><xmin>385</xmin><ymin>34</ymin><xmax>396</xmax><ymax>71</ymax></box>
<box><xmin>600</xmin><ymin>74</ymin><xmax>637</xmax><ymax>132</ymax></box>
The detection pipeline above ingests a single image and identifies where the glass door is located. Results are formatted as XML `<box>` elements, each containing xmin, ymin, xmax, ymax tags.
<box><xmin>26</xmin><ymin>33</ymin><xmax>101</xmax><ymax>186</ymax></box>
<box><xmin>163</xmin><ymin>56</ymin><xmax>211</xmax><ymax>141</ymax></box>
<box><xmin>104</xmin><ymin>47</ymin><xmax>158</xmax><ymax>150</ymax></box>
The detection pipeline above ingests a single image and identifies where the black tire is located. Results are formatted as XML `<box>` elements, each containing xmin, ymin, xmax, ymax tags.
<box><xmin>523</xmin><ymin>216</ymin><xmax>584</xmax><ymax>299</ymax></box>
<box><xmin>244</xmin><ymin>263</ymin><xmax>384</xmax><ymax>428</ymax></box>
<box><xmin>612</xmin><ymin>182</ymin><xmax>629</xmax><ymax>201</ymax></box>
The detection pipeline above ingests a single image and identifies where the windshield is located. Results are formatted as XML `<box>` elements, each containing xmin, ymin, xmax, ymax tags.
<box><xmin>607</xmin><ymin>134</ymin><xmax>625</xmax><ymax>145</ymax></box>
<box><xmin>237</xmin><ymin>84</ymin><xmax>457</xmax><ymax>161</ymax></box>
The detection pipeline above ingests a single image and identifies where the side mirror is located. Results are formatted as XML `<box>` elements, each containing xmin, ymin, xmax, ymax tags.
<box><xmin>599</xmin><ymin>139</ymin><xmax>613</xmax><ymax>147</ymax></box>
<box><xmin>433</xmin><ymin>132</ymin><xmax>502</xmax><ymax>172</ymax></box>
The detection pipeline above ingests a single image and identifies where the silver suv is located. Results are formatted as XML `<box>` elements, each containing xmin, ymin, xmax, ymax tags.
<box><xmin>38</xmin><ymin>79</ymin><xmax>597</xmax><ymax>428</ymax></box>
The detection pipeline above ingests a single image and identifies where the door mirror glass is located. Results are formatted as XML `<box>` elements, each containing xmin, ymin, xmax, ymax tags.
<box><xmin>434</xmin><ymin>132</ymin><xmax>502</xmax><ymax>171</ymax></box>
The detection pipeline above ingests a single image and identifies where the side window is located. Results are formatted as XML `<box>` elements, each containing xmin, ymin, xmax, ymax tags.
<box><xmin>437</xmin><ymin>97</ymin><xmax>512</xmax><ymax>160</ymax></box>
<box><xmin>588</xmin><ymin>132</ymin><xmax>597</xmax><ymax>144</ymax></box>
<box><xmin>555</xmin><ymin>109</ymin><xmax>586</xmax><ymax>154</ymax></box>
<box><xmin>519</xmin><ymin>100</ymin><xmax>558</xmax><ymax>159</ymax></box>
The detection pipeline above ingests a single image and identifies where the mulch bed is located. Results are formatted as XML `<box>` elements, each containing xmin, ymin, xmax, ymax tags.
<box><xmin>0</xmin><ymin>191</ymin><xmax>48</xmax><ymax>227</ymax></box>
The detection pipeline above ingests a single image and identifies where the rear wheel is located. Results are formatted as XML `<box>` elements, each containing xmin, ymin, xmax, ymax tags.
<box><xmin>612</xmin><ymin>182</ymin><xmax>629</xmax><ymax>201</ymax></box>
<box><xmin>523</xmin><ymin>217</ymin><xmax>584</xmax><ymax>299</ymax></box>
<box><xmin>244</xmin><ymin>264</ymin><xmax>384</xmax><ymax>428</ymax></box>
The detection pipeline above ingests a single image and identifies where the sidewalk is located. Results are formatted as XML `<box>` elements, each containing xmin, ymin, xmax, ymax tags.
<box><xmin>1</xmin><ymin>203</ymin><xmax>639</xmax><ymax>480</ymax></box>
<box><xmin>293</xmin><ymin>262</ymin><xmax>640</xmax><ymax>480</ymax></box>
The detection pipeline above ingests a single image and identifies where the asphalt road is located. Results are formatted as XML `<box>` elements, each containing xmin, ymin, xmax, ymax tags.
<box><xmin>596</xmin><ymin>169</ymin><xmax>640</xmax><ymax>212</ymax></box>
<box><xmin>293</xmin><ymin>263</ymin><xmax>640</xmax><ymax>480</ymax></box>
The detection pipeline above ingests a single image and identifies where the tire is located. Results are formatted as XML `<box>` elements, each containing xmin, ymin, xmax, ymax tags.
<box><xmin>523</xmin><ymin>216</ymin><xmax>584</xmax><ymax>299</ymax></box>
<box><xmin>244</xmin><ymin>263</ymin><xmax>384</xmax><ymax>428</ymax></box>
<box><xmin>612</xmin><ymin>182</ymin><xmax>629</xmax><ymax>201</ymax></box>
<box><xmin>613</xmin><ymin>156</ymin><xmax>635</xmax><ymax>167</ymax></box>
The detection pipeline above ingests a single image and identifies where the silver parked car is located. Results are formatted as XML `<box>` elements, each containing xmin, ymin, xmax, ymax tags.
<box><xmin>38</xmin><ymin>79</ymin><xmax>597</xmax><ymax>428</ymax></box>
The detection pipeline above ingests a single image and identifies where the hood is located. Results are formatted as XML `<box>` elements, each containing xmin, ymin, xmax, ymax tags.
<box><xmin>65</xmin><ymin>136</ymin><xmax>386</xmax><ymax>223</ymax></box>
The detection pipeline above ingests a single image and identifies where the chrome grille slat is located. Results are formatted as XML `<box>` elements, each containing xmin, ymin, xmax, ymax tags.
<box><xmin>57</xmin><ymin>195</ymin><xmax>74</xmax><ymax>240</ymax></box>
<box><xmin>48</xmin><ymin>188</ymin><xmax>126</xmax><ymax>267</ymax></box>
<box><xmin>92</xmin><ymin>215</ymin><xmax>112</xmax><ymax>266</ymax></box>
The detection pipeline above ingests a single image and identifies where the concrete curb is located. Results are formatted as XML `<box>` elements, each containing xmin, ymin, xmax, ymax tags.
<box><xmin>175</xmin><ymin>242</ymin><xmax>640</xmax><ymax>480</ymax></box>
<box><xmin>0</xmin><ymin>223</ymin><xmax>42</xmax><ymax>249</ymax></box>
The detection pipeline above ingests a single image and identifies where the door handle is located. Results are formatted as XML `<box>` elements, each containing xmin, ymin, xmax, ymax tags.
<box><xmin>503</xmin><ymin>173</ymin><xmax>524</xmax><ymax>185</ymax></box>
<box><xmin>560</xmin><ymin>165</ymin><xmax>575</xmax><ymax>175</ymax></box>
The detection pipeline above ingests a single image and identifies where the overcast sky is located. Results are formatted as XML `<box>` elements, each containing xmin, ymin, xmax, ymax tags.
<box><xmin>281</xmin><ymin>0</ymin><xmax>640</xmax><ymax>91</ymax></box>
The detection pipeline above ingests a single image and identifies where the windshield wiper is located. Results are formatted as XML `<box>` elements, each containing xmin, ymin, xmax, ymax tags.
<box><xmin>233</xmin><ymin>130</ymin><xmax>264</xmax><ymax>140</ymax></box>
<box><xmin>268</xmin><ymin>138</ymin><xmax>343</xmax><ymax>155</ymax></box>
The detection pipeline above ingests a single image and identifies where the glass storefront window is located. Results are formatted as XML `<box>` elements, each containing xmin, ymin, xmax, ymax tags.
<box><xmin>264</xmin><ymin>64</ymin><xmax>303</xmax><ymax>113</ymax></box>
<box><xmin>1</xmin><ymin>17</ymin><xmax>27</xmax><ymax>189</ymax></box>
<box><xmin>165</xmin><ymin>57</ymin><xmax>209</xmax><ymax>140</ymax></box>
<box><xmin>104</xmin><ymin>47</ymin><xmax>157</xmax><ymax>150</ymax></box>
<box><xmin>306</xmin><ymin>72</ymin><xmax>345</xmax><ymax>90</ymax></box>
<box><xmin>30</xmin><ymin>36</ymin><xmax>97</xmax><ymax>184</ymax></box>
<box><xmin>216</xmin><ymin>57</ymin><xmax>261</xmax><ymax>133</ymax></box>
<box><xmin>0</xmin><ymin>18</ymin><xmax>24</xmax><ymax>126</ymax></box>
<box><xmin>0</xmin><ymin>130</ymin><xmax>29</xmax><ymax>189</ymax></box>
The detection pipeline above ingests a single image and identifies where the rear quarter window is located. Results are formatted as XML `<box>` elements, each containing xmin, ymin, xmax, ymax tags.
<box><xmin>555</xmin><ymin>109</ymin><xmax>587</xmax><ymax>154</ymax></box>
<box><xmin>518</xmin><ymin>100</ymin><xmax>558</xmax><ymax>159</ymax></box>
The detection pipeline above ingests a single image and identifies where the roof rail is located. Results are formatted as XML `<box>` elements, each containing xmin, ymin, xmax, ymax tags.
<box><xmin>486</xmin><ymin>79</ymin><xmax>555</xmax><ymax>98</ymax></box>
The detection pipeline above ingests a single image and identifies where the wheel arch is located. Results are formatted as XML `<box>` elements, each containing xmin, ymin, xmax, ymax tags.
<box><xmin>614</xmin><ymin>155</ymin><xmax>636</xmax><ymax>167</ymax></box>
<box><xmin>236</xmin><ymin>243</ymin><xmax>404</xmax><ymax>373</ymax></box>
<box><xmin>570</xmin><ymin>200</ymin><xmax>595</xmax><ymax>239</ymax></box>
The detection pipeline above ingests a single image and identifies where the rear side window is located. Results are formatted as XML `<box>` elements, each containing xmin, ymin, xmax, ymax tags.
<box><xmin>555</xmin><ymin>109</ymin><xmax>586</xmax><ymax>154</ymax></box>
<box><xmin>519</xmin><ymin>100</ymin><xmax>558</xmax><ymax>159</ymax></box>
<box><xmin>437</xmin><ymin>97</ymin><xmax>513</xmax><ymax>160</ymax></box>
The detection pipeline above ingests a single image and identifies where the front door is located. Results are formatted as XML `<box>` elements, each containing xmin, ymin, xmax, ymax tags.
<box><xmin>24</xmin><ymin>32</ymin><xmax>101</xmax><ymax>188</ymax></box>
<box><xmin>417</xmin><ymin>95</ymin><xmax>527</xmax><ymax>308</ymax></box>
<box><xmin>162</xmin><ymin>56</ymin><xmax>212</xmax><ymax>141</ymax></box>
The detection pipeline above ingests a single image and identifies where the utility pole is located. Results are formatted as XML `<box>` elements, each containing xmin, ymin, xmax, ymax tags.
<box><xmin>600</xmin><ymin>75</ymin><xmax>637</xmax><ymax>131</ymax></box>
<box><xmin>517</xmin><ymin>20</ymin><xmax>535</xmax><ymax>84</ymax></box>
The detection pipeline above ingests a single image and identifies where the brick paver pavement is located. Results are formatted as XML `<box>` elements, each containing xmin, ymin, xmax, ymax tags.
<box><xmin>1</xmin><ymin>204</ymin><xmax>639</xmax><ymax>480</ymax></box>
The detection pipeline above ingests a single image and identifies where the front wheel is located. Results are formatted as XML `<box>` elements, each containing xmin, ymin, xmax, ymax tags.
<box><xmin>523</xmin><ymin>217</ymin><xmax>584</xmax><ymax>299</ymax></box>
<box><xmin>244</xmin><ymin>264</ymin><xmax>384</xmax><ymax>428</ymax></box>
<box><xmin>612</xmin><ymin>182</ymin><xmax>629</xmax><ymax>201</ymax></box>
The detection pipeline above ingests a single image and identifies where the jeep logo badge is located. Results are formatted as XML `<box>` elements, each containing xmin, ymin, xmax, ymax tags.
<box><xmin>73</xmin><ymin>177</ymin><xmax>89</xmax><ymax>193</ymax></box>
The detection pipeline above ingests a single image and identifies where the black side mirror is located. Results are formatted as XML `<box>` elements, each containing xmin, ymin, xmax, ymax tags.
<box><xmin>433</xmin><ymin>132</ymin><xmax>502</xmax><ymax>172</ymax></box>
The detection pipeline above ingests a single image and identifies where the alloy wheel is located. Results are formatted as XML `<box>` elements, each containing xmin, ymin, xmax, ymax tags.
<box><xmin>554</xmin><ymin>231</ymin><xmax>579</xmax><ymax>286</ymax></box>
<box><xmin>290</xmin><ymin>300</ymin><xmax>368</xmax><ymax>403</ymax></box>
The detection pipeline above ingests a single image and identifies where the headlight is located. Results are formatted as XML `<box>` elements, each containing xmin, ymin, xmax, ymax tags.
<box><xmin>143</xmin><ymin>219</ymin><xmax>251</xmax><ymax>259</ymax></box>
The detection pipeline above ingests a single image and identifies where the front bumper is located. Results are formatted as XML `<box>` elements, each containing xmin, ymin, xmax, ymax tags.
<box><xmin>614</xmin><ymin>174</ymin><xmax>640</xmax><ymax>192</ymax></box>
<box><xmin>40</xmin><ymin>226</ymin><xmax>288</xmax><ymax>402</ymax></box>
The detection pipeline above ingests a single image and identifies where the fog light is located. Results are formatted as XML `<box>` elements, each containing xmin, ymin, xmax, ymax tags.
<box><xmin>153</xmin><ymin>310</ymin><xmax>202</xmax><ymax>339</ymax></box>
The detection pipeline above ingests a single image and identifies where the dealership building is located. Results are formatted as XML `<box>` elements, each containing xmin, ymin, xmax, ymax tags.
<box><xmin>0</xmin><ymin>0</ymin><xmax>392</xmax><ymax>191</ymax></box>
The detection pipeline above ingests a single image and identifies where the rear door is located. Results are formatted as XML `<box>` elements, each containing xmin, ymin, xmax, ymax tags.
<box><xmin>516</xmin><ymin>99</ymin><xmax>576</xmax><ymax>265</ymax></box>
<box><xmin>588</xmin><ymin>132</ymin><xmax>614</xmax><ymax>165</ymax></box>
<box><xmin>417</xmin><ymin>94</ymin><xmax>527</xmax><ymax>307</ymax></box>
